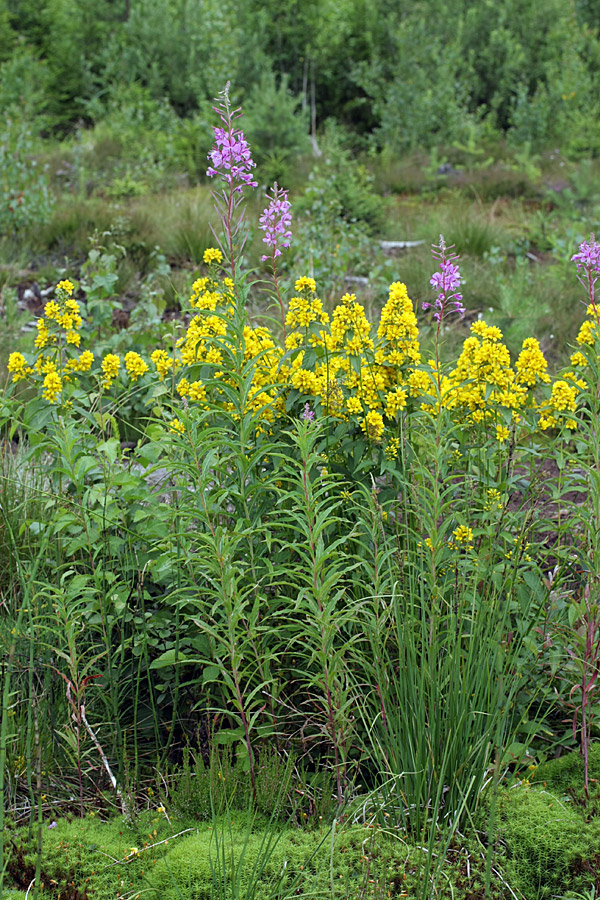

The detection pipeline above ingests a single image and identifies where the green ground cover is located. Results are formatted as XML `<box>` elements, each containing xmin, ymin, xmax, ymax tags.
<box><xmin>5</xmin><ymin>748</ymin><xmax>600</xmax><ymax>900</ymax></box>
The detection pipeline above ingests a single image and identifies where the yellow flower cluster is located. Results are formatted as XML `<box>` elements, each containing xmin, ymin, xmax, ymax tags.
<box><xmin>484</xmin><ymin>488</ymin><xmax>503</xmax><ymax>512</ymax></box>
<box><xmin>42</xmin><ymin>368</ymin><xmax>62</xmax><ymax>403</ymax></box>
<box><xmin>203</xmin><ymin>248</ymin><xmax>223</xmax><ymax>265</ymax></box>
<box><xmin>124</xmin><ymin>351</ymin><xmax>149</xmax><ymax>382</ymax></box>
<box><xmin>6</xmin><ymin>270</ymin><xmax>582</xmax><ymax>450</ymax></box>
<box><xmin>450</xmin><ymin>525</ymin><xmax>474</xmax><ymax>549</ymax></box>
<box><xmin>7</xmin><ymin>280</ymin><xmax>98</xmax><ymax>403</ymax></box>
<box><xmin>7</xmin><ymin>352</ymin><xmax>33</xmax><ymax>383</ymax></box>
<box><xmin>376</xmin><ymin>281</ymin><xmax>421</xmax><ymax>367</ymax></box>
<box><xmin>101</xmin><ymin>354</ymin><xmax>120</xmax><ymax>388</ymax></box>
<box><xmin>39</xmin><ymin>280</ymin><xmax>83</xmax><ymax>349</ymax></box>
<box><xmin>538</xmin><ymin>374</ymin><xmax>585</xmax><ymax>431</ymax></box>
<box><xmin>280</xmin><ymin>281</ymin><xmax>425</xmax><ymax>442</ymax></box>
<box><xmin>168</xmin><ymin>418</ymin><xmax>185</xmax><ymax>434</ymax></box>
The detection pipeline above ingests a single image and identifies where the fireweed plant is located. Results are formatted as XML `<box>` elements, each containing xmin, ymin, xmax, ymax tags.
<box><xmin>2</xmin><ymin>92</ymin><xmax>600</xmax><ymax>898</ymax></box>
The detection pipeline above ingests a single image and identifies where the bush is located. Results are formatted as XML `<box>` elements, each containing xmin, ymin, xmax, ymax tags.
<box><xmin>0</xmin><ymin>114</ymin><xmax>54</xmax><ymax>233</ymax></box>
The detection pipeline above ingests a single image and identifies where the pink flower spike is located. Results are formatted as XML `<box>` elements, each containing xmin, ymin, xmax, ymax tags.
<box><xmin>206</xmin><ymin>121</ymin><xmax>257</xmax><ymax>192</ymax></box>
<box><xmin>425</xmin><ymin>236</ymin><xmax>465</xmax><ymax>322</ymax></box>
<box><xmin>259</xmin><ymin>183</ymin><xmax>292</xmax><ymax>262</ymax></box>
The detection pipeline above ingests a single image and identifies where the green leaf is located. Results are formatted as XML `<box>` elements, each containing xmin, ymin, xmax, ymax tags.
<box><xmin>150</xmin><ymin>649</ymin><xmax>190</xmax><ymax>669</ymax></box>
<box><xmin>202</xmin><ymin>664</ymin><xmax>221</xmax><ymax>684</ymax></box>
<box><xmin>96</xmin><ymin>438</ymin><xmax>120</xmax><ymax>466</ymax></box>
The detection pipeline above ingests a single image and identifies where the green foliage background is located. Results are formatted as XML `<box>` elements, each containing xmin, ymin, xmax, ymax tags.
<box><xmin>2</xmin><ymin>0</ymin><xmax>600</xmax><ymax>154</ymax></box>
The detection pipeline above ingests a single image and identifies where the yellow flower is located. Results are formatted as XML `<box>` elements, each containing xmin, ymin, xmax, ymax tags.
<box><xmin>151</xmin><ymin>349</ymin><xmax>175</xmax><ymax>380</ymax></box>
<box><xmin>168</xmin><ymin>418</ymin><xmax>185</xmax><ymax>434</ymax></box>
<box><xmin>484</xmin><ymin>489</ymin><xmax>502</xmax><ymax>512</ymax></box>
<box><xmin>7</xmin><ymin>352</ymin><xmax>32</xmax><ymax>383</ymax></box>
<box><xmin>294</xmin><ymin>276</ymin><xmax>317</xmax><ymax>293</ymax></box>
<box><xmin>570</xmin><ymin>351</ymin><xmax>588</xmax><ymax>367</ymax></box>
<box><xmin>64</xmin><ymin>351</ymin><xmax>94</xmax><ymax>374</ymax></box>
<box><xmin>34</xmin><ymin>319</ymin><xmax>50</xmax><ymax>349</ymax></box>
<box><xmin>361</xmin><ymin>410</ymin><xmax>385</xmax><ymax>442</ymax></box>
<box><xmin>286</xmin><ymin>295</ymin><xmax>328</xmax><ymax>330</ymax></box>
<box><xmin>44</xmin><ymin>301</ymin><xmax>60</xmax><ymax>320</ymax></box>
<box><xmin>42</xmin><ymin>371</ymin><xmax>62</xmax><ymax>403</ymax></box>
<box><xmin>549</xmin><ymin>380</ymin><xmax>578</xmax><ymax>413</ymax></box>
<box><xmin>101</xmin><ymin>353</ymin><xmax>120</xmax><ymax>388</ymax></box>
<box><xmin>385</xmin><ymin>437</ymin><xmax>400</xmax><ymax>459</ymax></box>
<box><xmin>124</xmin><ymin>351</ymin><xmax>149</xmax><ymax>381</ymax></box>
<box><xmin>450</xmin><ymin>525</ymin><xmax>474</xmax><ymax>549</ymax></box>
<box><xmin>203</xmin><ymin>247</ymin><xmax>223</xmax><ymax>264</ymax></box>
<box><xmin>377</xmin><ymin>281</ymin><xmax>421</xmax><ymax>367</ymax></box>
<box><xmin>576</xmin><ymin>319</ymin><xmax>596</xmax><ymax>346</ymax></box>
<box><xmin>496</xmin><ymin>424</ymin><xmax>510</xmax><ymax>442</ymax></box>
<box><xmin>515</xmin><ymin>338</ymin><xmax>550</xmax><ymax>387</ymax></box>
<box><xmin>346</xmin><ymin>396</ymin><xmax>363</xmax><ymax>415</ymax></box>
<box><xmin>66</xmin><ymin>330</ymin><xmax>81</xmax><ymax>347</ymax></box>
<box><xmin>384</xmin><ymin>386</ymin><xmax>407</xmax><ymax>418</ymax></box>
<box><xmin>56</xmin><ymin>279</ymin><xmax>74</xmax><ymax>295</ymax></box>
<box><xmin>188</xmin><ymin>380</ymin><xmax>207</xmax><ymax>403</ymax></box>
<box><xmin>291</xmin><ymin>368</ymin><xmax>318</xmax><ymax>394</ymax></box>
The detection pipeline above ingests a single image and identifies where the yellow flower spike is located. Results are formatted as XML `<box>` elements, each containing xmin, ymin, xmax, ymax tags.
<box><xmin>56</xmin><ymin>279</ymin><xmax>74</xmax><ymax>295</ymax></box>
<box><xmin>203</xmin><ymin>247</ymin><xmax>223</xmax><ymax>264</ymax></box>
<box><xmin>549</xmin><ymin>380</ymin><xmax>578</xmax><ymax>413</ymax></box>
<box><xmin>76</xmin><ymin>351</ymin><xmax>94</xmax><ymax>372</ymax></box>
<box><xmin>346</xmin><ymin>396</ymin><xmax>363</xmax><ymax>415</ymax></box>
<box><xmin>515</xmin><ymin>337</ymin><xmax>550</xmax><ymax>387</ymax></box>
<box><xmin>384</xmin><ymin>386</ymin><xmax>407</xmax><ymax>418</ymax></box>
<box><xmin>570</xmin><ymin>350</ymin><xmax>588</xmax><ymax>367</ymax></box>
<box><xmin>576</xmin><ymin>319</ymin><xmax>596</xmax><ymax>346</ymax></box>
<box><xmin>7</xmin><ymin>352</ymin><xmax>33</xmax><ymax>383</ymax></box>
<box><xmin>42</xmin><ymin>371</ymin><xmax>62</xmax><ymax>404</ymax></box>
<box><xmin>168</xmin><ymin>418</ymin><xmax>185</xmax><ymax>434</ymax></box>
<box><xmin>101</xmin><ymin>353</ymin><xmax>120</xmax><ymax>388</ymax></box>
<box><xmin>450</xmin><ymin>525</ymin><xmax>474</xmax><ymax>549</ymax></box>
<box><xmin>124</xmin><ymin>351</ymin><xmax>149</xmax><ymax>382</ymax></box>
<box><xmin>150</xmin><ymin>349</ymin><xmax>173</xmax><ymax>380</ymax></box>
<box><xmin>294</xmin><ymin>276</ymin><xmax>317</xmax><ymax>293</ymax></box>
<box><xmin>34</xmin><ymin>319</ymin><xmax>50</xmax><ymax>349</ymax></box>
<box><xmin>44</xmin><ymin>300</ymin><xmax>60</xmax><ymax>320</ymax></box>
<box><xmin>385</xmin><ymin>437</ymin><xmax>400</xmax><ymax>459</ymax></box>
<box><xmin>360</xmin><ymin>410</ymin><xmax>385</xmax><ymax>442</ymax></box>
<box><xmin>66</xmin><ymin>330</ymin><xmax>81</xmax><ymax>347</ymax></box>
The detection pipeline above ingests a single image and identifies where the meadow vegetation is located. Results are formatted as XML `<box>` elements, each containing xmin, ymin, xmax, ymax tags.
<box><xmin>3</xmin><ymin>3</ymin><xmax>600</xmax><ymax>898</ymax></box>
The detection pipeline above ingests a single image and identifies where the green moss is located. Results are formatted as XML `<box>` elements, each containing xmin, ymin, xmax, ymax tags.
<box><xmin>7</xmin><ymin>811</ymin><xmax>184</xmax><ymax>899</ymax></box>
<box><xmin>8</xmin><ymin>762</ymin><xmax>600</xmax><ymax>900</ymax></box>
<box><xmin>496</xmin><ymin>781</ymin><xmax>600</xmax><ymax>898</ymax></box>
<box><xmin>535</xmin><ymin>744</ymin><xmax>600</xmax><ymax>795</ymax></box>
<box><xmin>6</xmin><ymin>812</ymin><xmax>432</xmax><ymax>900</ymax></box>
<box><xmin>145</xmin><ymin>823</ymin><xmax>325</xmax><ymax>900</ymax></box>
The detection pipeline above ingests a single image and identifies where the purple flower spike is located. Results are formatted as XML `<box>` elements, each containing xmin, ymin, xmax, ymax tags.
<box><xmin>572</xmin><ymin>237</ymin><xmax>600</xmax><ymax>276</ymax></box>
<box><xmin>259</xmin><ymin>183</ymin><xmax>292</xmax><ymax>262</ymax></box>
<box><xmin>206</xmin><ymin>86</ymin><xmax>257</xmax><ymax>195</ymax></box>
<box><xmin>426</xmin><ymin>236</ymin><xmax>465</xmax><ymax>322</ymax></box>
<box><xmin>207</xmin><ymin>126</ymin><xmax>257</xmax><ymax>192</ymax></box>
<box><xmin>302</xmin><ymin>402</ymin><xmax>315</xmax><ymax>422</ymax></box>
<box><xmin>572</xmin><ymin>234</ymin><xmax>600</xmax><ymax>313</ymax></box>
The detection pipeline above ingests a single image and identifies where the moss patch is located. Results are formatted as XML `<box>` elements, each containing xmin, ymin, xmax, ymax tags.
<box><xmin>495</xmin><ymin>763</ymin><xmax>600</xmax><ymax>897</ymax></box>
<box><xmin>8</xmin><ymin>751</ymin><xmax>600</xmax><ymax>900</ymax></box>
